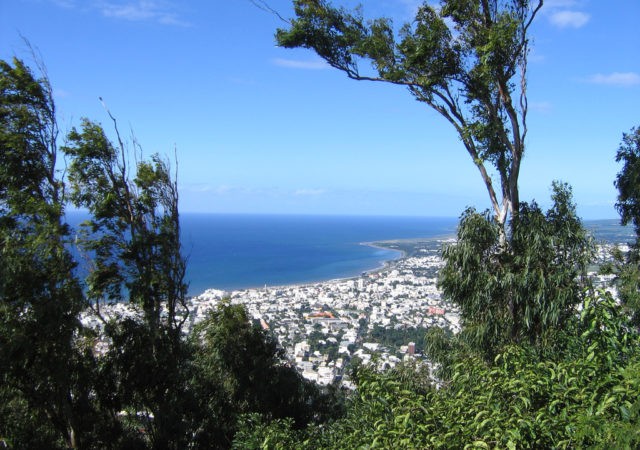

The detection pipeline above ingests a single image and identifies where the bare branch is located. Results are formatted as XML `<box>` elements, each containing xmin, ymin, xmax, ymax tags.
<box><xmin>98</xmin><ymin>97</ymin><xmax>138</xmax><ymax>227</ymax></box>
<box><xmin>20</xmin><ymin>36</ymin><xmax>61</xmax><ymax>206</ymax></box>
<box><xmin>248</xmin><ymin>0</ymin><xmax>290</xmax><ymax>24</ymax></box>
<box><xmin>525</xmin><ymin>1</ymin><xmax>544</xmax><ymax>33</ymax></box>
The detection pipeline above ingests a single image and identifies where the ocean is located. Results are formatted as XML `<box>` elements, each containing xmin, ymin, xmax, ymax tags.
<box><xmin>181</xmin><ymin>214</ymin><xmax>458</xmax><ymax>295</ymax></box>
<box><xmin>65</xmin><ymin>212</ymin><xmax>632</xmax><ymax>297</ymax></box>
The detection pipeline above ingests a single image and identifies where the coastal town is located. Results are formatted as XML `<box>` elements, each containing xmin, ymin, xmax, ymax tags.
<box><xmin>81</xmin><ymin>238</ymin><xmax>459</xmax><ymax>387</ymax></box>
<box><xmin>80</xmin><ymin>237</ymin><xmax>625</xmax><ymax>389</ymax></box>
<box><xmin>191</xmin><ymin>238</ymin><xmax>460</xmax><ymax>387</ymax></box>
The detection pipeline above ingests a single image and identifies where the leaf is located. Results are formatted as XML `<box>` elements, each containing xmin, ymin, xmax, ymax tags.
<box><xmin>479</xmin><ymin>417</ymin><xmax>492</xmax><ymax>430</ymax></box>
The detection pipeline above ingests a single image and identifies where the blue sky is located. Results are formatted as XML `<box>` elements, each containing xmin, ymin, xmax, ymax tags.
<box><xmin>1</xmin><ymin>0</ymin><xmax>638</xmax><ymax>218</ymax></box>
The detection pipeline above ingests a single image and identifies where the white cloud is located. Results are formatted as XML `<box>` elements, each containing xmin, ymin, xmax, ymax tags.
<box><xmin>181</xmin><ymin>184</ymin><xmax>237</xmax><ymax>194</ymax></box>
<box><xmin>549</xmin><ymin>10</ymin><xmax>590</xmax><ymax>28</ymax></box>
<box><xmin>542</xmin><ymin>0</ymin><xmax>590</xmax><ymax>29</ymax></box>
<box><xmin>182</xmin><ymin>184</ymin><xmax>293</xmax><ymax>197</ymax></box>
<box><xmin>213</xmin><ymin>185</ymin><xmax>235</xmax><ymax>195</ymax></box>
<box><xmin>48</xmin><ymin>0</ymin><xmax>190</xmax><ymax>26</ymax></box>
<box><xmin>97</xmin><ymin>1</ymin><xmax>190</xmax><ymax>26</ymax></box>
<box><xmin>272</xmin><ymin>58</ymin><xmax>329</xmax><ymax>70</ymax></box>
<box><xmin>586</xmin><ymin>72</ymin><xmax>640</xmax><ymax>87</ymax></box>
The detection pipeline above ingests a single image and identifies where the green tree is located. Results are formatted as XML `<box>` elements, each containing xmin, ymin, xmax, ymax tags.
<box><xmin>604</xmin><ymin>126</ymin><xmax>640</xmax><ymax>327</ymax></box>
<box><xmin>615</xmin><ymin>126</ymin><xmax>640</xmax><ymax>237</ymax></box>
<box><xmin>63</xmin><ymin>117</ymin><xmax>188</xmax><ymax>338</ymax></box>
<box><xmin>0</xmin><ymin>57</ymin><xmax>130</xmax><ymax>448</ymax></box>
<box><xmin>1</xmin><ymin>57</ymin><xmax>84</xmax><ymax>449</ymax></box>
<box><xmin>63</xmin><ymin>116</ymin><xmax>194</xmax><ymax>449</ymax></box>
<box><xmin>0</xmin><ymin>52</ymin><xmax>195</xmax><ymax>448</ymax></box>
<box><xmin>276</xmin><ymin>0</ymin><xmax>543</xmax><ymax>228</ymax></box>
<box><xmin>191</xmin><ymin>302</ymin><xmax>339</xmax><ymax>444</ymax></box>
<box><xmin>438</xmin><ymin>182</ymin><xmax>593</xmax><ymax>360</ymax></box>
<box><xmin>604</xmin><ymin>247</ymin><xmax>640</xmax><ymax>328</ymax></box>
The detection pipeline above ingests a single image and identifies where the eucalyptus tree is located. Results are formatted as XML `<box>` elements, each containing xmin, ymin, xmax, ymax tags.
<box><xmin>0</xmin><ymin>57</ymin><xmax>104</xmax><ymax>449</ymax></box>
<box><xmin>63</xmin><ymin>117</ymin><xmax>188</xmax><ymax>339</ymax></box>
<box><xmin>615</xmin><ymin>126</ymin><xmax>640</xmax><ymax>239</ymax></box>
<box><xmin>437</xmin><ymin>182</ymin><xmax>593</xmax><ymax>359</ymax></box>
<box><xmin>276</xmin><ymin>0</ymin><xmax>544</xmax><ymax>229</ymax></box>
<box><xmin>190</xmin><ymin>302</ymin><xmax>342</xmax><ymax>447</ymax></box>
<box><xmin>608</xmin><ymin>126</ymin><xmax>640</xmax><ymax>327</ymax></box>
<box><xmin>275</xmin><ymin>0</ymin><xmax>599</xmax><ymax>357</ymax></box>
<box><xmin>63</xmin><ymin>115</ymin><xmax>193</xmax><ymax>447</ymax></box>
<box><xmin>1</xmin><ymin>54</ymin><xmax>192</xmax><ymax>448</ymax></box>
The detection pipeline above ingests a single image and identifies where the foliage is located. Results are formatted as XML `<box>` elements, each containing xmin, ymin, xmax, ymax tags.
<box><xmin>232</xmin><ymin>414</ymin><xmax>302</xmax><ymax>450</ymax></box>
<box><xmin>601</xmin><ymin>245</ymin><xmax>640</xmax><ymax>329</ymax></box>
<box><xmin>63</xmin><ymin>118</ymin><xmax>188</xmax><ymax>336</ymax></box>
<box><xmin>615</xmin><ymin>126</ymin><xmax>640</xmax><ymax>237</ymax></box>
<box><xmin>0</xmin><ymin>385</ymin><xmax>65</xmax><ymax>449</ymax></box>
<box><xmin>241</xmin><ymin>292</ymin><xmax>640</xmax><ymax>449</ymax></box>
<box><xmin>605</xmin><ymin>125</ymin><xmax>640</xmax><ymax>327</ymax></box>
<box><xmin>0</xmin><ymin>57</ymin><xmax>103</xmax><ymax>449</ymax></box>
<box><xmin>193</xmin><ymin>303</ymin><xmax>343</xmax><ymax>427</ymax></box>
<box><xmin>366</xmin><ymin>324</ymin><xmax>430</xmax><ymax>353</ymax></box>
<box><xmin>2</xmin><ymin>57</ymin><xmax>346</xmax><ymax>448</ymax></box>
<box><xmin>61</xmin><ymin>112</ymin><xmax>194</xmax><ymax>448</ymax></box>
<box><xmin>277</xmin><ymin>0</ymin><xmax>544</xmax><ymax>226</ymax></box>
<box><xmin>273</xmin><ymin>9</ymin><xmax>632</xmax><ymax>447</ymax></box>
<box><xmin>437</xmin><ymin>182</ymin><xmax>594</xmax><ymax>360</ymax></box>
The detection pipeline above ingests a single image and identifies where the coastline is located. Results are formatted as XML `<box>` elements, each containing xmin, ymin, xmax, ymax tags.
<box><xmin>198</xmin><ymin>235</ymin><xmax>453</xmax><ymax>297</ymax></box>
<box><xmin>193</xmin><ymin>219</ymin><xmax>628</xmax><ymax>297</ymax></box>
<box><xmin>181</xmin><ymin>214</ymin><xmax>460</xmax><ymax>296</ymax></box>
<box><xmin>202</xmin><ymin>249</ymin><xmax>402</xmax><ymax>296</ymax></box>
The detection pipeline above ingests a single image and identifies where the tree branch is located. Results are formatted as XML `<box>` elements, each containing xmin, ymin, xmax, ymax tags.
<box><xmin>248</xmin><ymin>0</ymin><xmax>290</xmax><ymax>24</ymax></box>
